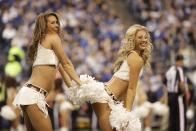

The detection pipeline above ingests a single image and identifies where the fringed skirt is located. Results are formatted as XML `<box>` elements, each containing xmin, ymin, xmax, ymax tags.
<box><xmin>13</xmin><ymin>85</ymin><xmax>48</xmax><ymax>117</ymax></box>
<box><xmin>65</xmin><ymin>75</ymin><xmax>141</xmax><ymax>131</ymax></box>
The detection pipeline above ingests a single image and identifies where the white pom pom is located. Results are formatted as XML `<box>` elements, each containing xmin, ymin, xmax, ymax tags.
<box><xmin>134</xmin><ymin>105</ymin><xmax>150</xmax><ymax>118</ymax></box>
<box><xmin>152</xmin><ymin>102</ymin><xmax>169</xmax><ymax>116</ymax></box>
<box><xmin>80</xmin><ymin>74</ymin><xmax>95</xmax><ymax>83</ymax></box>
<box><xmin>143</xmin><ymin>101</ymin><xmax>152</xmax><ymax>109</ymax></box>
<box><xmin>66</xmin><ymin>74</ymin><xmax>141</xmax><ymax>131</ymax></box>
<box><xmin>60</xmin><ymin>101</ymin><xmax>74</xmax><ymax>111</ymax></box>
<box><xmin>55</xmin><ymin>94</ymin><xmax>65</xmax><ymax>102</ymax></box>
<box><xmin>109</xmin><ymin>103</ymin><xmax>141</xmax><ymax>131</ymax></box>
<box><xmin>59</xmin><ymin>127</ymin><xmax>69</xmax><ymax>131</ymax></box>
<box><xmin>65</xmin><ymin>74</ymin><xmax>109</xmax><ymax>105</ymax></box>
<box><xmin>0</xmin><ymin>105</ymin><xmax>16</xmax><ymax>120</ymax></box>
<box><xmin>186</xmin><ymin>108</ymin><xmax>194</xmax><ymax>120</ymax></box>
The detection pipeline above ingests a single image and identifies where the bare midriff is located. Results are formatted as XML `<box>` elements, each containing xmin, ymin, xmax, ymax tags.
<box><xmin>106</xmin><ymin>76</ymin><xmax>129</xmax><ymax>102</ymax></box>
<box><xmin>28</xmin><ymin>65</ymin><xmax>57</xmax><ymax>92</ymax></box>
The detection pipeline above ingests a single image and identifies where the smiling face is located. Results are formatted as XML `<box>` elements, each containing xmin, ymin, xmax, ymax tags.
<box><xmin>134</xmin><ymin>29</ymin><xmax>148</xmax><ymax>51</ymax></box>
<box><xmin>47</xmin><ymin>15</ymin><xmax>60</xmax><ymax>34</ymax></box>
<box><xmin>114</xmin><ymin>25</ymin><xmax>153</xmax><ymax>71</ymax></box>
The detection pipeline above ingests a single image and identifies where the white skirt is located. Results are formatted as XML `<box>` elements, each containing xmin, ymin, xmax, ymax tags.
<box><xmin>13</xmin><ymin>85</ymin><xmax>48</xmax><ymax>117</ymax></box>
<box><xmin>65</xmin><ymin>75</ymin><xmax>141</xmax><ymax>131</ymax></box>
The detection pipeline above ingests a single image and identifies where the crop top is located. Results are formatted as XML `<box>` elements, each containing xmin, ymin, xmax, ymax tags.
<box><xmin>33</xmin><ymin>44</ymin><xmax>59</xmax><ymax>67</ymax></box>
<box><xmin>113</xmin><ymin>60</ymin><xmax>143</xmax><ymax>81</ymax></box>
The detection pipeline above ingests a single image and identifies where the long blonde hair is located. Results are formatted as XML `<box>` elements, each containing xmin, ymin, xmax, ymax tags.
<box><xmin>114</xmin><ymin>24</ymin><xmax>153</xmax><ymax>72</ymax></box>
<box><xmin>27</xmin><ymin>12</ymin><xmax>63</xmax><ymax>64</ymax></box>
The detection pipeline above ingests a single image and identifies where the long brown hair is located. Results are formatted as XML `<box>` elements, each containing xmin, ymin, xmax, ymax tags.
<box><xmin>114</xmin><ymin>24</ymin><xmax>153</xmax><ymax>72</ymax></box>
<box><xmin>27</xmin><ymin>12</ymin><xmax>62</xmax><ymax>64</ymax></box>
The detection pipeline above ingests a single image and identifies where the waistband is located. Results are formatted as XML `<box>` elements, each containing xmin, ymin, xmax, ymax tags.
<box><xmin>25</xmin><ymin>84</ymin><xmax>48</xmax><ymax>97</ymax></box>
<box><xmin>104</xmin><ymin>87</ymin><xmax>120</xmax><ymax>104</ymax></box>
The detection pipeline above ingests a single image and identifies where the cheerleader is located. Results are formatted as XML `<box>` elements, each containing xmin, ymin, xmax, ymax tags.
<box><xmin>66</xmin><ymin>24</ymin><xmax>153</xmax><ymax>131</ymax></box>
<box><xmin>13</xmin><ymin>12</ymin><xmax>82</xmax><ymax>131</ymax></box>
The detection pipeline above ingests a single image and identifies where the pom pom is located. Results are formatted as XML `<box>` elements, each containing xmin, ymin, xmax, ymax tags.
<box><xmin>0</xmin><ymin>105</ymin><xmax>16</xmax><ymax>120</ymax></box>
<box><xmin>186</xmin><ymin>108</ymin><xmax>194</xmax><ymax>120</ymax></box>
<box><xmin>60</xmin><ymin>101</ymin><xmax>74</xmax><ymax>111</ymax></box>
<box><xmin>65</xmin><ymin>74</ymin><xmax>108</xmax><ymax>105</ymax></box>
<box><xmin>109</xmin><ymin>103</ymin><xmax>141</xmax><ymax>131</ymax></box>
<box><xmin>152</xmin><ymin>102</ymin><xmax>169</xmax><ymax>116</ymax></box>
<box><xmin>134</xmin><ymin>102</ymin><xmax>152</xmax><ymax>118</ymax></box>
<box><xmin>65</xmin><ymin>74</ymin><xmax>141</xmax><ymax>131</ymax></box>
<box><xmin>55</xmin><ymin>94</ymin><xmax>65</xmax><ymax>102</ymax></box>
